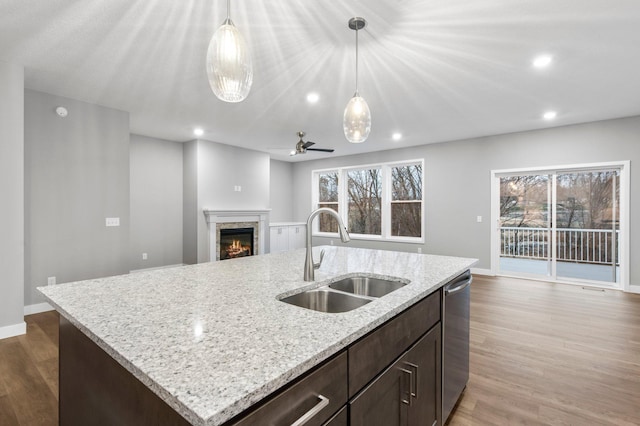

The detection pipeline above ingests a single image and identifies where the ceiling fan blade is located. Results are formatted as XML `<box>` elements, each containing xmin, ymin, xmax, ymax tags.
<box><xmin>302</xmin><ymin>141</ymin><xmax>315</xmax><ymax>148</ymax></box>
<box><xmin>306</xmin><ymin>148</ymin><xmax>335</xmax><ymax>153</ymax></box>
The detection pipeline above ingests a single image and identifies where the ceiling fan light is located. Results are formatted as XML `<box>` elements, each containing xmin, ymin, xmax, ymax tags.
<box><xmin>343</xmin><ymin>95</ymin><xmax>371</xmax><ymax>143</ymax></box>
<box><xmin>206</xmin><ymin>17</ymin><xmax>253</xmax><ymax>103</ymax></box>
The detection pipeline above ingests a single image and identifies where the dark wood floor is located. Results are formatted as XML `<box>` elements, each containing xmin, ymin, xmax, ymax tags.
<box><xmin>0</xmin><ymin>310</ymin><xmax>58</xmax><ymax>426</ymax></box>
<box><xmin>449</xmin><ymin>276</ymin><xmax>640</xmax><ymax>426</ymax></box>
<box><xmin>1</xmin><ymin>277</ymin><xmax>639</xmax><ymax>425</ymax></box>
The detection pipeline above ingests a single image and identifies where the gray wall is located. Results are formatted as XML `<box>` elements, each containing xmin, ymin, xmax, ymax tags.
<box><xmin>182</xmin><ymin>139</ymin><xmax>271</xmax><ymax>263</ymax></box>
<box><xmin>24</xmin><ymin>90</ymin><xmax>130</xmax><ymax>306</ymax></box>
<box><xmin>292</xmin><ymin>116</ymin><xmax>640</xmax><ymax>286</ymax></box>
<box><xmin>183</xmin><ymin>140</ymin><xmax>198</xmax><ymax>265</ymax></box>
<box><xmin>0</xmin><ymin>61</ymin><xmax>24</xmax><ymax>331</ymax></box>
<box><xmin>130</xmin><ymin>134</ymin><xmax>183</xmax><ymax>270</ymax></box>
<box><xmin>269</xmin><ymin>159</ymin><xmax>294</xmax><ymax>222</ymax></box>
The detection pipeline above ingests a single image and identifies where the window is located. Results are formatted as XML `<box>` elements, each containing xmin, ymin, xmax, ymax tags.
<box><xmin>313</xmin><ymin>160</ymin><xmax>423</xmax><ymax>242</ymax></box>
<box><xmin>318</xmin><ymin>171</ymin><xmax>339</xmax><ymax>232</ymax></box>
<box><xmin>391</xmin><ymin>164</ymin><xmax>422</xmax><ymax>237</ymax></box>
<box><xmin>348</xmin><ymin>168</ymin><xmax>382</xmax><ymax>235</ymax></box>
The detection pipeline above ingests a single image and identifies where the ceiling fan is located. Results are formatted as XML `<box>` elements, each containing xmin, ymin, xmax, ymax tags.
<box><xmin>291</xmin><ymin>131</ymin><xmax>334</xmax><ymax>156</ymax></box>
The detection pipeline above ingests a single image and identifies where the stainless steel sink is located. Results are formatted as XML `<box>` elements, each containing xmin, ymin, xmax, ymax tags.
<box><xmin>328</xmin><ymin>276</ymin><xmax>407</xmax><ymax>298</ymax></box>
<box><xmin>280</xmin><ymin>288</ymin><xmax>372</xmax><ymax>313</ymax></box>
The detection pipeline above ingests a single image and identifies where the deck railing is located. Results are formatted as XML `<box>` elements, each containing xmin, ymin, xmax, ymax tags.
<box><xmin>501</xmin><ymin>227</ymin><xmax>619</xmax><ymax>265</ymax></box>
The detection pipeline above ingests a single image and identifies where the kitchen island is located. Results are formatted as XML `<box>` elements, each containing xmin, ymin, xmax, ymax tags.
<box><xmin>39</xmin><ymin>246</ymin><xmax>477</xmax><ymax>425</ymax></box>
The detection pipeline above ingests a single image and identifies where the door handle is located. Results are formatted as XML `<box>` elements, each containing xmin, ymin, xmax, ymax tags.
<box><xmin>405</xmin><ymin>362</ymin><xmax>418</xmax><ymax>399</ymax></box>
<box><xmin>445</xmin><ymin>277</ymin><xmax>472</xmax><ymax>296</ymax></box>
<box><xmin>290</xmin><ymin>394</ymin><xmax>329</xmax><ymax>426</ymax></box>
<box><xmin>399</xmin><ymin>368</ymin><xmax>413</xmax><ymax>406</ymax></box>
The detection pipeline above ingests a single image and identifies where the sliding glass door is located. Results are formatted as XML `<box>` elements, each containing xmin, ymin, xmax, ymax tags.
<box><xmin>555</xmin><ymin>170</ymin><xmax>619</xmax><ymax>283</ymax></box>
<box><xmin>496</xmin><ymin>165</ymin><xmax>622</xmax><ymax>288</ymax></box>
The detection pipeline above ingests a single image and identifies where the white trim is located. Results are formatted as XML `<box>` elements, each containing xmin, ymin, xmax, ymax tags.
<box><xmin>490</xmin><ymin>160</ymin><xmax>630</xmax><ymax>292</ymax></box>
<box><xmin>130</xmin><ymin>264</ymin><xmax>185</xmax><ymax>273</ymax></box>
<box><xmin>471</xmin><ymin>268</ymin><xmax>493</xmax><ymax>276</ymax></box>
<box><xmin>24</xmin><ymin>302</ymin><xmax>53</xmax><ymax>315</ymax></box>
<box><xmin>203</xmin><ymin>209</ymin><xmax>270</xmax><ymax>262</ymax></box>
<box><xmin>0</xmin><ymin>321</ymin><xmax>26</xmax><ymax>340</ymax></box>
<box><xmin>628</xmin><ymin>286</ymin><xmax>640</xmax><ymax>294</ymax></box>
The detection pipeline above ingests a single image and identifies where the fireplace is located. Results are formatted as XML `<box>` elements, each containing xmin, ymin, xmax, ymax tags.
<box><xmin>219</xmin><ymin>228</ymin><xmax>254</xmax><ymax>260</ymax></box>
<box><xmin>204</xmin><ymin>209</ymin><xmax>270</xmax><ymax>262</ymax></box>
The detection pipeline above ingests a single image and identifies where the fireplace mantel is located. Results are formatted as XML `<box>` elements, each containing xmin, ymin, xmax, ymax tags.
<box><xmin>203</xmin><ymin>209</ymin><xmax>270</xmax><ymax>262</ymax></box>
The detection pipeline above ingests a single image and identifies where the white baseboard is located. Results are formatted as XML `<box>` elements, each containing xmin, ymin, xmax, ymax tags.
<box><xmin>24</xmin><ymin>302</ymin><xmax>54</xmax><ymax>316</ymax></box>
<box><xmin>0</xmin><ymin>321</ymin><xmax>26</xmax><ymax>340</ymax></box>
<box><xmin>471</xmin><ymin>267</ymin><xmax>493</xmax><ymax>276</ymax></box>
<box><xmin>628</xmin><ymin>285</ymin><xmax>640</xmax><ymax>294</ymax></box>
<box><xmin>130</xmin><ymin>263</ymin><xmax>185</xmax><ymax>273</ymax></box>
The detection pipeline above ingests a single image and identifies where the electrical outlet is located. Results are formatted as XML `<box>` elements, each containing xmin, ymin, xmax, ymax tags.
<box><xmin>330</xmin><ymin>240</ymin><xmax>334</xmax><ymax>246</ymax></box>
<box><xmin>47</xmin><ymin>276</ymin><xmax>56</xmax><ymax>286</ymax></box>
<box><xmin>477</xmin><ymin>216</ymin><xmax>483</xmax><ymax>223</ymax></box>
<box><xmin>234</xmin><ymin>185</ymin><xmax>242</xmax><ymax>192</ymax></box>
<box><xmin>142</xmin><ymin>253</ymin><xmax>148</xmax><ymax>260</ymax></box>
<box><xmin>417</xmin><ymin>247</ymin><xmax>422</xmax><ymax>254</ymax></box>
<box><xmin>106</xmin><ymin>217</ymin><xmax>120</xmax><ymax>227</ymax></box>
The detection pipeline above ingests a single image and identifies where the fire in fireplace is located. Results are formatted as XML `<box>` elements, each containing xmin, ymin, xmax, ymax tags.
<box><xmin>219</xmin><ymin>228</ymin><xmax>254</xmax><ymax>260</ymax></box>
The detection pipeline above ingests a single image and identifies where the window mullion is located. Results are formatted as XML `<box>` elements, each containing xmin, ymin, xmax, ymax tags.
<box><xmin>382</xmin><ymin>164</ymin><xmax>391</xmax><ymax>238</ymax></box>
<box><xmin>340</xmin><ymin>168</ymin><xmax>348</xmax><ymax>231</ymax></box>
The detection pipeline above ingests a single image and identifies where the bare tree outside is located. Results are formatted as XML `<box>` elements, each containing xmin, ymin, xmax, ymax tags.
<box><xmin>391</xmin><ymin>164</ymin><xmax>422</xmax><ymax>237</ymax></box>
<box><xmin>500</xmin><ymin>175</ymin><xmax>550</xmax><ymax>258</ymax></box>
<box><xmin>318</xmin><ymin>172</ymin><xmax>339</xmax><ymax>232</ymax></box>
<box><xmin>315</xmin><ymin>162</ymin><xmax>423</xmax><ymax>238</ymax></box>
<box><xmin>500</xmin><ymin>171</ymin><xmax>620</xmax><ymax>266</ymax></box>
<box><xmin>348</xmin><ymin>168</ymin><xmax>382</xmax><ymax>235</ymax></box>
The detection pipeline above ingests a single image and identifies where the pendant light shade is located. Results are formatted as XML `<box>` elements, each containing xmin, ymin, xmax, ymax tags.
<box><xmin>206</xmin><ymin>0</ymin><xmax>253</xmax><ymax>103</ymax></box>
<box><xmin>343</xmin><ymin>17</ymin><xmax>371</xmax><ymax>144</ymax></box>
<box><xmin>343</xmin><ymin>94</ymin><xmax>371</xmax><ymax>143</ymax></box>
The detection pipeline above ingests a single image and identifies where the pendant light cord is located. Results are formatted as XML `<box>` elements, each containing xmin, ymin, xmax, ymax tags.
<box><xmin>226</xmin><ymin>0</ymin><xmax>230</xmax><ymax>20</ymax></box>
<box><xmin>355</xmin><ymin>28</ymin><xmax>359</xmax><ymax>95</ymax></box>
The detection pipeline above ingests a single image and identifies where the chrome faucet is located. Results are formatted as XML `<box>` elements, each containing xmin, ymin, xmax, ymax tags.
<box><xmin>304</xmin><ymin>207</ymin><xmax>351</xmax><ymax>281</ymax></box>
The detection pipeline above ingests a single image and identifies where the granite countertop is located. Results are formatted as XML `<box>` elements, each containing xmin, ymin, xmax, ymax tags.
<box><xmin>39</xmin><ymin>246</ymin><xmax>477</xmax><ymax>426</ymax></box>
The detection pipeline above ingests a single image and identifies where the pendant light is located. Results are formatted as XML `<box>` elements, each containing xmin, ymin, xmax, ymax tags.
<box><xmin>206</xmin><ymin>0</ymin><xmax>253</xmax><ymax>103</ymax></box>
<box><xmin>343</xmin><ymin>17</ymin><xmax>371</xmax><ymax>144</ymax></box>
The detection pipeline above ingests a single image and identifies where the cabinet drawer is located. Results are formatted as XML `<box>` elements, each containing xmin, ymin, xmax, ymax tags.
<box><xmin>348</xmin><ymin>290</ymin><xmax>440</xmax><ymax>397</ymax></box>
<box><xmin>231</xmin><ymin>351</ymin><xmax>347</xmax><ymax>426</ymax></box>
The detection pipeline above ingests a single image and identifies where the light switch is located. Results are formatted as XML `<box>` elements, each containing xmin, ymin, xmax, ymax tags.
<box><xmin>47</xmin><ymin>276</ymin><xmax>56</xmax><ymax>286</ymax></box>
<box><xmin>106</xmin><ymin>217</ymin><xmax>120</xmax><ymax>227</ymax></box>
<box><xmin>477</xmin><ymin>216</ymin><xmax>483</xmax><ymax>223</ymax></box>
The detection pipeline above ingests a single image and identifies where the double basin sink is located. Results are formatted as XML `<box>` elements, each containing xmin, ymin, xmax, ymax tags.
<box><xmin>281</xmin><ymin>276</ymin><xmax>408</xmax><ymax>313</ymax></box>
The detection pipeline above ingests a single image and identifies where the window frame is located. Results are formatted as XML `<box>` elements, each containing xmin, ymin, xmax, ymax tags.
<box><xmin>312</xmin><ymin>159</ymin><xmax>425</xmax><ymax>243</ymax></box>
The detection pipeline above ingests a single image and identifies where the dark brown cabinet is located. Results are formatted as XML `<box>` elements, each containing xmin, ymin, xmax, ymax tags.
<box><xmin>350</xmin><ymin>324</ymin><xmax>442</xmax><ymax>426</ymax></box>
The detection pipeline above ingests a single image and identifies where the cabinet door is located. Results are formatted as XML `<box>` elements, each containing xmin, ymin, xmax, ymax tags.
<box><xmin>269</xmin><ymin>227</ymin><xmax>289</xmax><ymax>253</ymax></box>
<box><xmin>349</xmin><ymin>358</ymin><xmax>411</xmax><ymax>426</ymax></box>
<box><xmin>405</xmin><ymin>323</ymin><xmax>442</xmax><ymax>426</ymax></box>
<box><xmin>350</xmin><ymin>323</ymin><xmax>442</xmax><ymax>426</ymax></box>
<box><xmin>288</xmin><ymin>225</ymin><xmax>306</xmax><ymax>250</ymax></box>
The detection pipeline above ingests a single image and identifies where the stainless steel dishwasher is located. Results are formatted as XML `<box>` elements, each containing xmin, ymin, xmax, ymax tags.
<box><xmin>442</xmin><ymin>270</ymin><xmax>472</xmax><ymax>423</ymax></box>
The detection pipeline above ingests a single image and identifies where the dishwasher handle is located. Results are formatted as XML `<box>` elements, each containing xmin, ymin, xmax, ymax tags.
<box><xmin>444</xmin><ymin>273</ymin><xmax>472</xmax><ymax>296</ymax></box>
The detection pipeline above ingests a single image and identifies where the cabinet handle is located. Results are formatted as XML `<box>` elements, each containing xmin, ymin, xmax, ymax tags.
<box><xmin>290</xmin><ymin>394</ymin><xmax>329</xmax><ymax>426</ymax></box>
<box><xmin>399</xmin><ymin>368</ymin><xmax>413</xmax><ymax>406</ymax></box>
<box><xmin>405</xmin><ymin>362</ymin><xmax>418</xmax><ymax>398</ymax></box>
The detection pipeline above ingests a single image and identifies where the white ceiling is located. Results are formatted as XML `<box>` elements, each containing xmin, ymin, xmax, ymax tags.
<box><xmin>2</xmin><ymin>0</ymin><xmax>640</xmax><ymax>162</ymax></box>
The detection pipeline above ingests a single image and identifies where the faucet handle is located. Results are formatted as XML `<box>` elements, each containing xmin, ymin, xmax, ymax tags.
<box><xmin>314</xmin><ymin>249</ymin><xmax>325</xmax><ymax>269</ymax></box>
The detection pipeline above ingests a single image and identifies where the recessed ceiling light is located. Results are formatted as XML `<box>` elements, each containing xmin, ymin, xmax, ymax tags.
<box><xmin>543</xmin><ymin>111</ymin><xmax>557</xmax><ymax>120</ymax></box>
<box><xmin>533</xmin><ymin>54</ymin><xmax>553</xmax><ymax>68</ymax></box>
<box><xmin>193</xmin><ymin>127</ymin><xmax>204</xmax><ymax>136</ymax></box>
<box><xmin>306</xmin><ymin>92</ymin><xmax>319</xmax><ymax>104</ymax></box>
<box><xmin>392</xmin><ymin>132</ymin><xmax>402</xmax><ymax>141</ymax></box>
